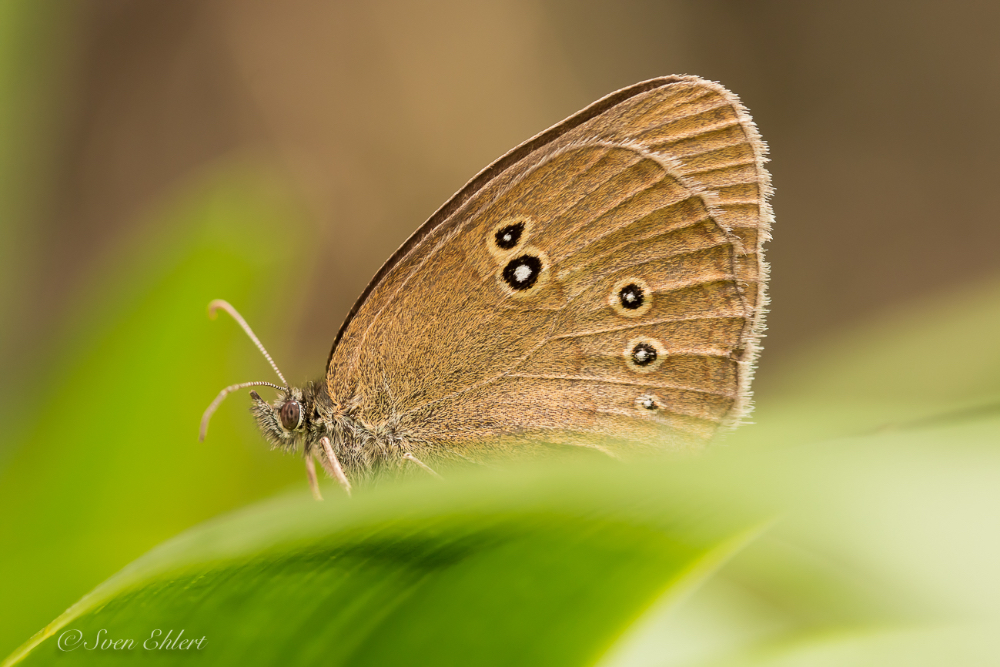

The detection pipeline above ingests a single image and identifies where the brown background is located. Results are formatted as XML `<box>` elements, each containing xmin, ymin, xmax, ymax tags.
<box><xmin>6</xmin><ymin>0</ymin><xmax>1000</xmax><ymax>398</ymax></box>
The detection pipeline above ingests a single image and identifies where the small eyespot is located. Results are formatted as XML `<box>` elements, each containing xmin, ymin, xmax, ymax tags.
<box><xmin>494</xmin><ymin>222</ymin><xmax>524</xmax><ymax>250</ymax></box>
<box><xmin>280</xmin><ymin>401</ymin><xmax>302</xmax><ymax>430</ymax></box>
<box><xmin>632</xmin><ymin>343</ymin><xmax>657</xmax><ymax>366</ymax></box>
<box><xmin>488</xmin><ymin>216</ymin><xmax>532</xmax><ymax>258</ymax></box>
<box><xmin>624</xmin><ymin>336</ymin><xmax>666</xmax><ymax>373</ymax></box>
<box><xmin>502</xmin><ymin>254</ymin><xmax>542</xmax><ymax>291</ymax></box>
<box><xmin>609</xmin><ymin>277</ymin><xmax>653</xmax><ymax>317</ymax></box>
<box><xmin>636</xmin><ymin>394</ymin><xmax>659</xmax><ymax>411</ymax></box>
<box><xmin>619</xmin><ymin>284</ymin><xmax>644</xmax><ymax>309</ymax></box>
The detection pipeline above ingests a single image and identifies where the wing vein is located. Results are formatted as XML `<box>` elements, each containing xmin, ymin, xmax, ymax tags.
<box><xmin>506</xmin><ymin>373</ymin><xmax>735</xmax><ymax>397</ymax></box>
<box><xmin>549</xmin><ymin>315</ymin><xmax>744</xmax><ymax>339</ymax></box>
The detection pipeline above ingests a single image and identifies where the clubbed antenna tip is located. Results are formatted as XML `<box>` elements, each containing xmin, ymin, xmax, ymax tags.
<box><xmin>200</xmin><ymin>299</ymin><xmax>290</xmax><ymax>441</ymax></box>
<box><xmin>207</xmin><ymin>299</ymin><xmax>288</xmax><ymax>387</ymax></box>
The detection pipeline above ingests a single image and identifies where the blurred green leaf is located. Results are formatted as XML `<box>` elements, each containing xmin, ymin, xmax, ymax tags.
<box><xmin>6</xmin><ymin>409</ymin><xmax>1000</xmax><ymax>666</ymax></box>
<box><xmin>4</xmin><ymin>463</ymin><xmax>763</xmax><ymax>666</ymax></box>
<box><xmin>728</xmin><ymin>278</ymin><xmax>1000</xmax><ymax>449</ymax></box>
<box><xmin>600</xmin><ymin>414</ymin><xmax>1000</xmax><ymax>667</ymax></box>
<box><xmin>0</xmin><ymin>167</ymin><xmax>310</xmax><ymax>657</ymax></box>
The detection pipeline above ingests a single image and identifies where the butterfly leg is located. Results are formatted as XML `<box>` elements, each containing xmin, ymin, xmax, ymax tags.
<box><xmin>319</xmin><ymin>436</ymin><xmax>352</xmax><ymax>497</ymax></box>
<box><xmin>402</xmin><ymin>452</ymin><xmax>442</xmax><ymax>479</ymax></box>
<box><xmin>304</xmin><ymin>455</ymin><xmax>322</xmax><ymax>501</ymax></box>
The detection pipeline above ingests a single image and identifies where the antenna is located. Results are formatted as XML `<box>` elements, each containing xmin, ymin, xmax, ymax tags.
<box><xmin>207</xmin><ymin>299</ymin><xmax>288</xmax><ymax>387</ymax></box>
<box><xmin>199</xmin><ymin>381</ymin><xmax>285</xmax><ymax>441</ymax></box>
<box><xmin>199</xmin><ymin>299</ymin><xmax>290</xmax><ymax>441</ymax></box>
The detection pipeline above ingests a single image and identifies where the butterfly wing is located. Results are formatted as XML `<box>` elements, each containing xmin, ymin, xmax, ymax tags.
<box><xmin>327</xmin><ymin>76</ymin><xmax>771</xmax><ymax>461</ymax></box>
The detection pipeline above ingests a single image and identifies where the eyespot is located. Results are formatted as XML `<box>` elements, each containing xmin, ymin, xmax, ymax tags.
<box><xmin>495</xmin><ymin>222</ymin><xmax>524</xmax><ymax>250</ymax></box>
<box><xmin>632</xmin><ymin>343</ymin><xmax>656</xmax><ymax>365</ymax></box>
<box><xmin>488</xmin><ymin>216</ymin><xmax>532</xmax><ymax>258</ymax></box>
<box><xmin>636</xmin><ymin>394</ymin><xmax>660</xmax><ymax>411</ymax></box>
<box><xmin>624</xmin><ymin>336</ymin><xmax>666</xmax><ymax>373</ymax></box>
<box><xmin>620</xmin><ymin>284</ymin><xmax>644</xmax><ymax>309</ymax></box>
<box><xmin>609</xmin><ymin>277</ymin><xmax>653</xmax><ymax>317</ymax></box>
<box><xmin>503</xmin><ymin>255</ymin><xmax>541</xmax><ymax>289</ymax></box>
<box><xmin>499</xmin><ymin>249</ymin><xmax>549</xmax><ymax>295</ymax></box>
<box><xmin>279</xmin><ymin>400</ymin><xmax>303</xmax><ymax>430</ymax></box>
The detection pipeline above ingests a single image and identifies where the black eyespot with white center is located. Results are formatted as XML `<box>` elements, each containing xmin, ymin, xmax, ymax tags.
<box><xmin>619</xmin><ymin>283</ymin><xmax>644</xmax><ymax>310</ymax></box>
<box><xmin>610</xmin><ymin>277</ymin><xmax>652</xmax><ymax>317</ymax></box>
<box><xmin>280</xmin><ymin>400</ymin><xmax>302</xmax><ymax>430</ymax></box>
<box><xmin>638</xmin><ymin>395</ymin><xmax>658</xmax><ymax>410</ymax></box>
<box><xmin>488</xmin><ymin>217</ymin><xmax>533</xmax><ymax>259</ymax></box>
<box><xmin>625</xmin><ymin>336</ymin><xmax>665</xmax><ymax>373</ymax></box>
<box><xmin>631</xmin><ymin>343</ymin><xmax>657</xmax><ymax>367</ymax></box>
<box><xmin>502</xmin><ymin>254</ymin><xmax>542</xmax><ymax>290</ymax></box>
<box><xmin>494</xmin><ymin>222</ymin><xmax>524</xmax><ymax>250</ymax></box>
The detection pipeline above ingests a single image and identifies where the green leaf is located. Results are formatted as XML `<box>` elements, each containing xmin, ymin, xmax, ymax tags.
<box><xmin>601</xmin><ymin>413</ymin><xmax>1000</xmax><ymax>666</ymax></box>
<box><xmin>4</xmin><ymin>463</ymin><xmax>765</xmax><ymax>666</ymax></box>
<box><xmin>0</xmin><ymin>167</ymin><xmax>309</xmax><ymax>657</ymax></box>
<box><xmin>726</xmin><ymin>277</ymin><xmax>1000</xmax><ymax>450</ymax></box>
<box><xmin>8</xmin><ymin>406</ymin><xmax>1000</xmax><ymax>666</ymax></box>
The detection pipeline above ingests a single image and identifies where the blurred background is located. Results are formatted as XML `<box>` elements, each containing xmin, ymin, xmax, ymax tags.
<box><xmin>1</xmin><ymin>0</ymin><xmax>999</xmax><ymax>659</ymax></box>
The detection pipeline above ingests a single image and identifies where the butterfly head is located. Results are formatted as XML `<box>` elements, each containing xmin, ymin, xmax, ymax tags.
<box><xmin>199</xmin><ymin>300</ymin><xmax>331</xmax><ymax>452</ymax></box>
<box><xmin>249</xmin><ymin>384</ymin><xmax>320</xmax><ymax>449</ymax></box>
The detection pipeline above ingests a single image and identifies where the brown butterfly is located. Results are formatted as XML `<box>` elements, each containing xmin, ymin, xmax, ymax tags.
<box><xmin>200</xmin><ymin>75</ymin><xmax>773</xmax><ymax>500</ymax></box>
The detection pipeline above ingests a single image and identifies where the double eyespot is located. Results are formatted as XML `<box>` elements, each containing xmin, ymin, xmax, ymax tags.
<box><xmin>488</xmin><ymin>216</ymin><xmax>549</xmax><ymax>296</ymax></box>
<box><xmin>280</xmin><ymin>400</ymin><xmax>303</xmax><ymax>431</ymax></box>
<box><xmin>609</xmin><ymin>277</ymin><xmax>653</xmax><ymax>317</ymax></box>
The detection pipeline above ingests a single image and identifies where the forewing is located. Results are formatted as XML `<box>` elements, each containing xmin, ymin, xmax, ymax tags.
<box><xmin>328</xmin><ymin>76</ymin><xmax>771</xmax><ymax>455</ymax></box>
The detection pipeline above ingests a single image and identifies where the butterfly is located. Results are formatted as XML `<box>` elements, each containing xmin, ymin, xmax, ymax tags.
<box><xmin>201</xmin><ymin>76</ymin><xmax>772</xmax><ymax>499</ymax></box>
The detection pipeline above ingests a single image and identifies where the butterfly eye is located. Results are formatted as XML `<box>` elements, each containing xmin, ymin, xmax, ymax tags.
<box><xmin>280</xmin><ymin>401</ymin><xmax>302</xmax><ymax>430</ymax></box>
<box><xmin>494</xmin><ymin>222</ymin><xmax>525</xmax><ymax>250</ymax></box>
